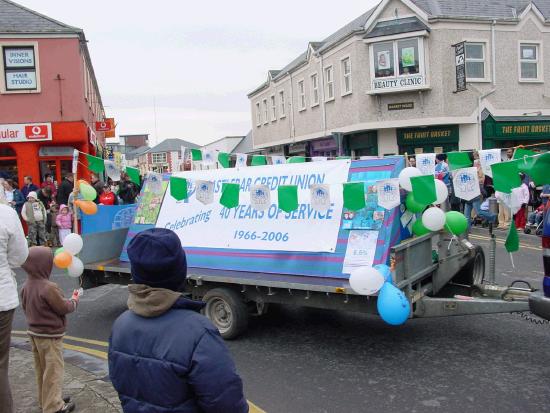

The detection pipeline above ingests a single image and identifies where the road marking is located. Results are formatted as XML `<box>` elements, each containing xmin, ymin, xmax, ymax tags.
<box><xmin>469</xmin><ymin>234</ymin><xmax>541</xmax><ymax>251</ymax></box>
<box><xmin>12</xmin><ymin>330</ymin><xmax>109</xmax><ymax>347</ymax></box>
<box><xmin>12</xmin><ymin>331</ymin><xmax>267</xmax><ymax>412</ymax></box>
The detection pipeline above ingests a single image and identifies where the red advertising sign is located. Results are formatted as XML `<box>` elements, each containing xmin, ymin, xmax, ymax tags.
<box><xmin>95</xmin><ymin>120</ymin><xmax>111</xmax><ymax>132</ymax></box>
<box><xmin>25</xmin><ymin>124</ymin><xmax>48</xmax><ymax>139</ymax></box>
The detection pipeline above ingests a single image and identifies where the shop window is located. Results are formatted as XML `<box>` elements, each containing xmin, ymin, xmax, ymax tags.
<box><xmin>2</xmin><ymin>46</ymin><xmax>38</xmax><ymax>92</ymax></box>
<box><xmin>324</xmin><ymin>66</ymin><xmax>334</xmax><ymax>101</ymax></box>
<box><xmin>341</xmin><ymin>57</ymin><xmax>352</xmax><ymax>95</ymax></box>
<box><xmin>0</xmin><ymin>147</ymin><xmax>16</xmax><ymax>157</ymax></box>
<box><xmin>373</xmin><ymin>42</ymin><xmax>395</xmax><ymax>78</ymax></box>
<box><xmin>270</xmin><ymin>95</ymin><xmax>276</xmax><ymax>121</ymax></box>
<box><xmin>310</xmin><ymin>73</ymin><xmax>319</xmax><ymax>106</ymax></box>
<box><xmin>519</xmin><ymin>43</ymin><xmax>541</xmax><ymax>81</ymax></box>
<box><xmin>279</xmin><ymin>90</ymin><xmax>285</xmax><ymax>118</ymax></box>
<box><xmin>152</xmin><ymin>153</ymin><xmax>167</xmax><ymax>164</ymax></box>
<box><xmin>298</xmin><ymin>80</ymin><xmax>306</xmax><ymax>110</ymax></box>
<box><xmin>465</xmin><ymin>43</ymin><xmax>486</xmax><ymax>80</ymax></box>
<box><xmin>397</xmin><ymin>39</ymin><xmax>419</xmax><ymax>75</ymax></box>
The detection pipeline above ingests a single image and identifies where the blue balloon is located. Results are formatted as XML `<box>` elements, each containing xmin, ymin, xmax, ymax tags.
<box><xmin>377</xmin><ymin>282</ymin><xmax>411</xmax><ymax>326</ymax></box>
<box><xmin>374</xmin><ymin>264</ymin><xmax>392</xmax><ymax>284</ymax></box>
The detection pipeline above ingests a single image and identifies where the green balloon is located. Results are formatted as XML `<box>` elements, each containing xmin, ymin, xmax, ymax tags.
<box><xmin>412</xmin><ymin>219</ymin><xmax>431</xmax><ymax>236</ymax></box>
<box><xmin>54</xmin><ymin>247</ymin><xmax>64</xmax><ymax>256</ymax></box>
<box><xmin>445</xmin><ymin>211</ymin><xmax>468</xmax><ymax>235</ymax></box>
<box><xmin>80</xmin><ymin>182</ymin><xmax>97</xmax><ymax>201</ymax></box>
<box><xmin>405</xmin><ymin>192</ymin><xmax>427</xmax><ymax>213</ymax></box>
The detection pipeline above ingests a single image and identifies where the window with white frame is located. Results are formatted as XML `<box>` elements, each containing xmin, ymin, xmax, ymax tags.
<box><xmin>465</xmin><ymin>43</ymin><xmax>486</xmax><ymax>80</ymax></box>
<box><xmin>341</xmin><ymin>57</ymin><xmax>352</xmax><ymax>94</ymax></box>
<box><xmin>310</xmin><ymin>73</ymin><xmax>319</xmax><ymax>106</ymax></box>
<box><xmin>279</xmin><ymin>90</ymin><xmax>285</xmax><ymax>118</ymax></box>
<box><xmin>324</xmin><ymin>66</ymin><xmax>334</xmax><ymax>101</ymax></box>
<box><xmin>152</xmin><ymin>152</ymin><xmax>167</xmax><ymax>164</ymax></box>
<box><xmin>370</xmin><ymin>37</ymin><xmax>426</xmax><ymax>93</ymax></box>
<box><xmin>263</xmin><ymin>99</ymin><xmax>268</xmax><ymax>124</ymax></box>
<box><xmin>298</xmin><ymin>80</ymin><xmax>306</xmax><ymax>110</ymax></box>
<box><xmin>519</xmin><ymin>43</ymin><xmax>541</xmax><ymax>81</ymax></box>
<box><xmin>2</xmin><ymin>46</ymin><xmax>38</xmax><ymax>91</ymax></box>
<box><xmin>270</xmin><ymin>95</ymin><xmax>276</xmax><ymax>121</ymax></box>
<box><xmin>256</xmin><ymin>102</ymin><xmax>261</xmax><ymax>126</ymax></box>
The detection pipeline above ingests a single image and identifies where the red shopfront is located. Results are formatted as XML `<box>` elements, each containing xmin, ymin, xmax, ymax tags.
<box><xmin>0</xmin><ymin>121</ymin><xmax>94</xmax><ymax>186</ymax></box>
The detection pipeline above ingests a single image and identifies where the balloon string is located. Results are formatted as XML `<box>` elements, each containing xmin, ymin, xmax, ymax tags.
<box><xmin>509</xmin><ymin>252</ymin><xmax>515</xmax><ymax>269</ymax></box>
<box><xmin>444</xmin><ymin>223</ymin><xmax>457</xmax><ymax>250</ymax></box>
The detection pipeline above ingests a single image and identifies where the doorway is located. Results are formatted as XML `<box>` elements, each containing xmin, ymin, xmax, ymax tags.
<box><xmin>0</xmin><ymin>147</ymin><xmax>18</xmax><ymax>182</ymax></box>
<box><xmin>39</xmin><ymin>158</ymin><xmax>72</xmax><ymax>185</ymax></box>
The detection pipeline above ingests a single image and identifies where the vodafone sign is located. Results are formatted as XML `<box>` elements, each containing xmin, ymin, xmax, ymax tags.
<box><xmin>0</xmin><ymin>123</ymin><xmax>52</xmax><ymax>143</ymax></box>
<box><xmin>95</xmin><ymin>120</ymin><xmax>112</xmax><ymax>132</ymax></box>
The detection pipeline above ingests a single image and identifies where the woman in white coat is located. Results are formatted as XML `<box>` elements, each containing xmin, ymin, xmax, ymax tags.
<box><xmin>0</xmin><ymin>202</ymin><xmax>29</xmax><ymax>413</ymax></box>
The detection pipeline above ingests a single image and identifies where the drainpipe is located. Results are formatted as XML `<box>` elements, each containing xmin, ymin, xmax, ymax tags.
<box><xmin>288</xmin><ymin>71</ymin><xmax>296</xmax><ymax>142</ymax></box>
<box><xmin>317</xmin><ymin>52</ymin><xmax>327</xmax><ymax>137</ymax></box>
<box><xmin>478</xmin><ymin>89</ymin><xmax>496</xmax><ymax>149</ymax></box>
<box><xmin>496</xmin><ymin>20</ymin><xmax>497</xmax><ymax>86</ymax></box>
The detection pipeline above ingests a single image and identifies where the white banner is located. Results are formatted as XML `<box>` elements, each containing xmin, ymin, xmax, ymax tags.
<box><xmin>271</xmin><ymin>156</ymin><xmax>286</xmax><ymax>165</ymax></box>
<box><xmin>156</xmin><ymin>161</ymin><xmax>351</xmax><ymax>252</ymax></box>
<box><xmin>479</xmin><ymin>149</ymin><xmax>500</xmax><ymax>178</ymax></box>
<box><xmin>376</xmin><ymin>178</ymin><xmax>401</xmax><ymax>210</ymax></box>
<box><xmin>452</xmin><ymin>167</ymin><xmax>480</xmax><ymax>201</ymax></box>
<box><xmin>72</xmin><ymin>149</ymin><xmax>79</xmax><ymax>174</ymax></box>
<box><xmin>236</xmin><ymin>153</ymin><xmax>248</xmax><ymax>168</ymax></box>
<box><xmin>0</xmin><ymin>122</ymin><xmax>51</xmax><ymax>143</ymax></box>
<box><xmin>201</xmin><ymin>149</ymin><xmax>216</xmax><ymax>165</ymax></box>
<box><xmin>105</xmin><ymin>160</ymin><xmax>121</xmax><ymax>181</ymax></box>
<box><xmin>416</xmin><ymin>153</ymin><xmax>436</xmax><ymax>175</ymax></box>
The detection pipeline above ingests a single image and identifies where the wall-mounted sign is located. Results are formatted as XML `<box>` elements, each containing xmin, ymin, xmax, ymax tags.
<box><xmin>498</xmin><ymin>123</ymin><xmax>550</xmax><ymax>136</ymax></box>
<box><xmin>0</xmin><ymin>123</ymin><xmax>52</xmax><ymax>143</ymax></box>
<box><xmin>388</xmin><ymin>102</ymin><xmax>414</xmax><ymax>111</ymax></box>
<box><xmin>454</xmin><ymin>42</ymin><xmax>467</xmax><ymax>93</ymax></box>
<box><xmin>3</xmin><ymin>47</ymin><xmax>37</xmax><ymax>91</ymax></box>
<box><xmin>5</xmin><ymin>71</ymin><xmax>37</xmax><ymax>90</ymax></box>
<box><xmin>95</xmin><ymin>120</ymin><xmax>111</xmax><ymax>132</ymax></box>
<box><xmin>39</xmin><ymin>146</ymin><xmax>75</xmax><ymax>157</ymax></box>
<box><xmin>372</xmin><ymin>74</ymin><xmax>425</xmax><ymax>92</ymax></box>
<box><xmin>397</xmin><ymin>125</ymin><xmax>459</xmax><ymax>145</ymax></box>
<box><xmin>4</xmin><ymin>48</ymin><xmax>35</xmax><ymax>68</ymax></box>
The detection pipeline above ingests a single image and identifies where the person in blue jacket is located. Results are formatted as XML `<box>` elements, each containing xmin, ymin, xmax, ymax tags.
<box><xmin>108</xmin><ymin>228</ymin><xmax>249</xmax><ymax>413</ymax></box>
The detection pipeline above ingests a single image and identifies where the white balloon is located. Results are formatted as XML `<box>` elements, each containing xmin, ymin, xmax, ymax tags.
<box><xmin>422</xmin><ymin>207</ymin><xmax>446</xmax><ymax>231</ymax></box>
<box><xmin>398</xmin><ymin>167</ymin><xmax>422</xmax><ymax>192</ymax></box>
<box><xmin>349</xmin><ymin>267</ymin><xmax>385</xmax><ymax>296</ymax></box>
<box><xmin>67</xmin><ymin>256</ymin><xmax>84</xmax><ymax>278</ymax></box>
<box><xmin>434</xmin><ymin>179</ymin><xmax>449</xmax><ymax>205</ymax></box>
<box><xmin>63</xmin><ymin>233</ymin><xmax>83</xmax><ymax>255</ymax></box>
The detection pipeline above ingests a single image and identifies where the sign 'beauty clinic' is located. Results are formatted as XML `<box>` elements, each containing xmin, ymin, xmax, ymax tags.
<box><xmin>372</xmin><ymin>74</ymin><xmax>425</xmax><ymax>91</ymax></box>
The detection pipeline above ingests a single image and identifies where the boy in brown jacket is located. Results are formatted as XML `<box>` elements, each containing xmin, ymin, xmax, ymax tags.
<box><xmin>21</xmin><ymin>247</ymin><xmax>80</xmax><ymax>413</ymax></box>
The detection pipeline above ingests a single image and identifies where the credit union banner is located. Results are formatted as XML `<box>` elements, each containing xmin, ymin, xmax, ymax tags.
<box><xmin>156</xmin><ymin>160</ymin><xmax>351</xmax><ymax>253</ymax></box>
<box><xmin>0</xmin><ymin>122</ymin><xmax>52</xmax><ymax>143</ymax></box>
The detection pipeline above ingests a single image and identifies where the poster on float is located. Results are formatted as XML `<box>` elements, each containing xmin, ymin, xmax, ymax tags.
<box><xmin>155</xmin><ymin>161</ymin><xmax>351</xmax><ymax>253</ymax></box>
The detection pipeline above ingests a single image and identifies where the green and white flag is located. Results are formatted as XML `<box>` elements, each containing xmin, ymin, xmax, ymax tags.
<box><xmin>195</xmin><ymin>180</ymin><xmax>214</xmax><ymax>205</ymax></box>
<box><xmin>250</xmin><ymin>184</ymin><xmax>271</xmax><ymax>211</ymax></box>
<box><xmin>86</xmin><ymin>154</ymin><xmax>105</xmax><ymax>173</ymax></box>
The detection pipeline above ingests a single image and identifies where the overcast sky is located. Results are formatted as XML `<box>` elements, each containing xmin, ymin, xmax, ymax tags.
<box><xmin>19</xmin><ymin>0</ymin><xmax>379</xmax><ymax>146</ymax></box>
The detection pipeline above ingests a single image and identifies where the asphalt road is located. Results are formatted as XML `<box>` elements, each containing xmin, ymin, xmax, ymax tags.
<box><xmin>11</xmin><ymin>227</ymin><xmax>550</xmax><ymax>413</ymax></box>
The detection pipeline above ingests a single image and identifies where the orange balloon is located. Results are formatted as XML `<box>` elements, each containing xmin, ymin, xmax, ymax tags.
<box><xmin>54</xmin><ymin>251</ymin><xmax>73</xmax><ymax>269</ymax></box>
<box><xmin>76</xmin><ymin>200</ymin><xmax>98</xmax><ymax>215</ymax></box>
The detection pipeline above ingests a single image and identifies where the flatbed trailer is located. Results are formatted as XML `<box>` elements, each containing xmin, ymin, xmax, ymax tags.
<box><xmin>81</xmin><ymin>227</ymin><xmax>533</xmax><ymax>339</ymax></box>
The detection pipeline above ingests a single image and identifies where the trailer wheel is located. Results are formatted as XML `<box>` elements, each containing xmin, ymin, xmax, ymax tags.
<box><xmin>203</xmin><ymin>288</ymin><xmax>248</xmax><ymax>340</ymax></box>
<box><xmin>452</xmin><ymin>245</ymin><xmax>485</xmax><ymax>286</ymax></box>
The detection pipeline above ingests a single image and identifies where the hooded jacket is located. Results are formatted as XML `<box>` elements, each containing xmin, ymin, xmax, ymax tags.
<box><xmin>109</xmin><ymin>285</ymin><xmax>249</xmax><ymax>413</ymax></box>
<box><xmin>55</xmin><ymin>205</ymin><xmax>72</xmax><ymax>229</ymax></box>
<box><xmin>20</xmin><ymin>247</ymin><xmax>77</xmax><ymax>337</ymax></box>
<box><xmin>0</xmin><ymin>204</ymin><xmax>28</xmax><ymax>311</ymax></box>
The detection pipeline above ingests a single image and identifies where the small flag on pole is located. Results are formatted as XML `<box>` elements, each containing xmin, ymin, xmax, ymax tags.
<box><xmin>447</xmin><ymin>152</ymin><xmax>472</xmax><ymax>171</ymax></box>
<box><xmin>250</xmin><ymin>185</ymin><xmax>271</xmax><ymax>211</ymax></box>
<box><xmin>218</xmin><ymin>152</ymin><xmax>230</xmax><ymax>168</ymax></box>
<box><xmin>410</xmin><ymin>175</ymin><xmax>437</xmax><ymax>205</ymax></box>
<box><xmin>220</xmin><ymin>183</ymin><xmax>240</xmax><ymax>209</ymax></box>
<box><xmin>236</xmin><ymin>154</ymin><xmax>248</xmax><ymax>168</ymax></box>
<box><xmin>125</xmin><ymin>167</ymin><xmax>141</xmax><ymax>185</ymax></box>
<box><xmin>196</xmin><ymin>180</ymin><xmax>214</xmax><ymax>205</ymax></box>
<box><xmin>415</xmin><ymin>153</ymin><xmax>436</xmax><ymax>175</ymax></box>
<box><xmin>191</xmin><ymin>149</ymin><xmax>202</xmax><ymax>162</ymax></box>
<box><xmin>518</xmin><ymin>152</ymin><xmax>550</xmax><ymax>186</ymax></box>
<box><xmin>72</xmin><ymin>150</ymin><xmax>79</xmax><ymax>174</ymax></box>
<box><xmin>479</xmin><ymin>149</ymin><xmax>501</xmax><ymax>177</ymax></box>
<box><xmin>491</xmin><ymin>160</ymin><xmax>521</xmax><ymax>193</ymax></box>
<box><xmin>170</xmin><ymin>177</ymin><xmax>188</xmax><ymax>201</ymax></box>
<box><xmin>86</xmin><ymin>154</ymin><xmax>105</xmax><ymax>173</ymax></box>
<box><xmin>505</xmin><ymin>220</ymin><xmax>520</xmax><ymax>267</ymax></box>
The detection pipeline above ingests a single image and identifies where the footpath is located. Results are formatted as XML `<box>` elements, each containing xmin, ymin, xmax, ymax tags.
<box><xmin>9</xmin><ymin>335</ymin><xmax>122</xmax><ymax>413</ymax></box>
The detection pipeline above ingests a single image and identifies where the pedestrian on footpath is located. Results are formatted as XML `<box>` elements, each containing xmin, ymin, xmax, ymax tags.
<box><xmin>20</xmin><ymin>247</ymin><xmax>80</xmax><ymax>413</ymax></box>
<box><xmin>55</xmin><ymin>205</ymin><xmax>72</xmax><ymax>244</ymax></box>
<box><xmin>55</xmin><ymin>174</ymin><xmax>73</xmax><ymax>206</ymax></box>
<box><xmin>109</xmin><ymin>228</ymin><xmax>249</xmax><ymax>413</ymax></box>
<box><xmin>0</xmin><ymin>203</ymin><xmax>29</xmax><ymax>413</ymax></box>
<box><xmin>22</xmin><ymin>192</ymin><xmax>48</xmax><ymax>247</ymax></box>
<box><xmin>21</xmin><ymin>176</ymin><xmax>39</xmax><ymax>200</ymax></box>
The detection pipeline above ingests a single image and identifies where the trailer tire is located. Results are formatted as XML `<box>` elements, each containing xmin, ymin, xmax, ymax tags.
<box><xmin>452</xmin><ymin>245</ymin><xmax>485</xmax><ymax>286</ymax></box>
<box><xmin>203</xmin><ymin>288</ymin><xmax>248</xmax><ymax>340</ymax></box>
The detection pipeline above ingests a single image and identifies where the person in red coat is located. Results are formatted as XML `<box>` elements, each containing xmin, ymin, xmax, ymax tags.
<box><xmin>98</xmin><ymin>184</ymin><xmax>118</xmax><ymax>206</ymax></box>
